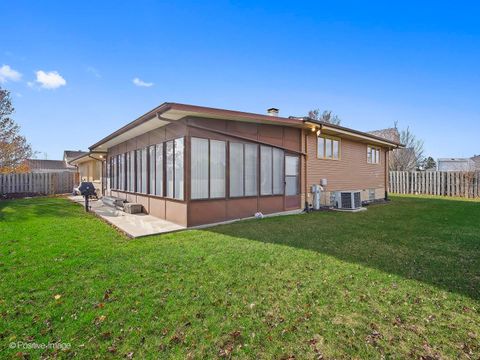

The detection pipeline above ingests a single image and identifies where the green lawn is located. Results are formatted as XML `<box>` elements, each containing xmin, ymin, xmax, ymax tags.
<box><xmin>0</xmin><ymin>196</ymin><xmax>479</xmax><ymax>359</ymax></box>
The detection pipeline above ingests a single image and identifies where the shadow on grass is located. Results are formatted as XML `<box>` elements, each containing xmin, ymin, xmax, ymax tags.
<box><xmin>208</xmin><ymin>196</ymin><xmax>480</xmax><ymax>300</ymax></box>
<box><xmin>0</xmin><ymin>196</ymin><xmax>81</xmax><ymax>223</ymax></box>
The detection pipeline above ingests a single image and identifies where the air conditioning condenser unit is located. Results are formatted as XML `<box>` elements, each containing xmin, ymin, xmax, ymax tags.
<box><xmin>333</xmin><ymin>191</ymin><xmax>362</xmax><ymax>210</ymax></box>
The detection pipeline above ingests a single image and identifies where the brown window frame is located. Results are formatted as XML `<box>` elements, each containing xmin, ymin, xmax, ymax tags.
<box><xmin>165</xmin><ymin>137</ymin><xmax>185</xmax><ymax>201</ymax></box>
<box><xmin>109</xmin><ymin>139</ymin><xmax>186</xmax><ymax>202</ymax></box>
<box><xmin>228</xmin><ymin>141</ymin><xmax>260</xmax><ymax>199</ymax></box>
<box><xmin>260</xmin><ymin>145</ymin><xmax>285</xmax><ymax>196</ymax></box>
<box><xmin>367</xmin><ymin>145</ymin><xmax>381</xmax><ymax>164</ymax></box>
<box><xmin>285</xmin><ymin>154</ymin><xmax>300</xmax><ymax>196</ymax></box>
<box><xmin>190</xmin><ymin>137</ymin><xmax>227</xmax><ymax>201</ymax></box>
<box><xmin>317</xmin><ymin>135</ymin><xmax>341</xmax><ymax>160</ymax></box>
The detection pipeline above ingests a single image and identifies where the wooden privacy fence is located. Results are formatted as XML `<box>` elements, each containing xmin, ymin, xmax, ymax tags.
<box><xmin>0</xmin><ymin>172</ymin><xmax>77</xmax><ymax>195</ymax></box>
<box><xmin>389</xmin><ymin>171</ymin><xmax>480</xmax><ymax>198</ymax></box>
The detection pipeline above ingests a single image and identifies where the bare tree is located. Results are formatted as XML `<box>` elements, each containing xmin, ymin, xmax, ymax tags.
<box><xmin>390</xmin><ymin>122</ymin><xmax>424</xmax><ymax>171</ymax></box>
<box><xmin>418</xmin><ymin>156</ymin><xmax>436</xmax><ymax>171</ymax></box>
<box><xmin>0</xmin><ymin>86</ymin><xmax>33</xmax><ymax>173</ymax></box>
<box><xmin>307</xmin><ymin>109</ymin><xmax>341</xmax><ymax>125</ymax></box>
<box><xmin>464</xmin><ymin>161</ymin><xmax>479</xmax><ymax>198</ymax></box>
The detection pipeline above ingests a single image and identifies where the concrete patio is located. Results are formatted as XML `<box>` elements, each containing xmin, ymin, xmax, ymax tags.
<box><xmin>69</xmin><ymin>196</ymin><xmax>185</xmax><ymax>237</ymax></box>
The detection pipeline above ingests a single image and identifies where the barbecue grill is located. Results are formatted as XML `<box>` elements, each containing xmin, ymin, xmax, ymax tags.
<box><xmin>78</xmin><ymin>182</ymin><xmax>97</xmax><ymax>212</ymax></box>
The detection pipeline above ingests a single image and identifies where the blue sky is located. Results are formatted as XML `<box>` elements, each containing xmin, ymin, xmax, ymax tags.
<box><xmin>1</xmin><ymin>1</ymin><xmax>479</xmax><ymax>160</ymax></box>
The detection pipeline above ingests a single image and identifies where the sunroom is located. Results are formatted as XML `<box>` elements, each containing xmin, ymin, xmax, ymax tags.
<box><xmin>91</xmin><ymin>103</ymin><xmax>305</xmax><ymax>227</ymax></box>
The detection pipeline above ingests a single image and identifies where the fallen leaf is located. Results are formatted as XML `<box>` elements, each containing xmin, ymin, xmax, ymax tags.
<box><xmin>218</xmin><ymin>342</ymin><xmax>233</xmax><ymax>358</ymax></box>
<box><xmin>104</xmin><ymin>289</ymin><xmax>113</xmax><ymax>301</ymax></box>
<box><xmin>230</xmin><ymin>330</ymin><xmax>241</xmax><ymax>339</ymax></box>
<box><xmin>94</xmin><ymin>315</ymin><xmax>107</xmax><ymax>325</ymax></box>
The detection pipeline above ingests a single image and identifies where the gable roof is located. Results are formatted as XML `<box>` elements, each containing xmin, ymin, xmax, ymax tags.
<box><xmin>470</xmin><ymin>155</ymin><xmax>480</xmax><ymax>169</ymax></box>
<box><xmin>367</xmin><ymin>128</ymin><xmax>400</xmax><ymax>143</ymax></box>
<box><xmin>26</xmin><ymin>159</ymin><xmax>69</xmax><ymax>171</ymax></box>
<box><xmin>90</xmin><ymin>102</ymin><xmax>402</xmax><ymax>151</ymax></box>
<box><xmin>64</xmin><ymin>150</ymin><xmax>88</xmax><ymax>162</ymax></box>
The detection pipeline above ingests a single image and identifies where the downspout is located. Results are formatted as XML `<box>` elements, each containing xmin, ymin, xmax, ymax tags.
<box><xmin>385</xmin><ymin>144</ymin><xmax>400</xmax><ymax>200</ymax></box>
<box><xmin>385</xmin><ymin>148</ymin><xmax>389</xmax><ymax>200</ymax></box>
<box><xmin>156</xmin><ymin>113</ymin><xmax>174</xmax><ymax>123</ymax></box>
<box><xmin>303</xmin><ymin>121</ymin><xmax>323</xmax><ymax>212</ymax></box>
<box><xmin>304</xmin><ymin>128</ymin><xmax>309</xmax><ymax>211</ymax></box>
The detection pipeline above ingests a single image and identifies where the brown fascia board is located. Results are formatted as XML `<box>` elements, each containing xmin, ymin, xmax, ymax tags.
<box><xmin>89</xmin><ymin>101</ymin><xmax>402</xmax><ymax>151</ymax></box>
<box><xmin>89</xmin><ymin>102</ymin><xmax>303</xmax><ymax>150</ymax></box>
<box><xmin>304</xmin><ymin>118</ymin><xmax>404</xmax><ymax>148</ymax></box>
<box><xmin>165</xmin><ymin>102</ymin><xmax>304</xmax><ymax>126</ymax></box>
<box><xmin>89</xmin><ymin>102</ymin><xmax>172</xmax><ymax>151</ymax></box>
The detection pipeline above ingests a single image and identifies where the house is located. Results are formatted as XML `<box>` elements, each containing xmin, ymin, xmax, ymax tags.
<box><xmin>86</xmin><ymin>102</ymin><xmax>401</xmax><ymax>227</ymax></box>
<box><xmin>68</xmin><ymin>152</ymin><xmax>103</xmax><ymax>195</ymax></box>
<box><xmin>367</xmin><ymin>127</ymin><xmax>419</xmax><ymax>171</ymax></box>
<box><xmin>25</xmin><ymin>159</ymin><xmax>76</xmax><ymax>173</ymax></box>
<box><xmin>63</xmin><ymin>150</ymin><xmax>88</xmax><ymax>169</ymax></box>
<box><xmin>25</xmin><ymin>150</ymin><xmax>88</xmax><ymax>173</ymax></box>
<box><xmin>367</xmin><ymin>128</ymin><xmax>400</xmax><ymax>144</ymax></box>
<box><xmin>437</xmin><ymin>158</ymin><xmax>476</xmax><ymax>171</ymax></box>
<box><xmin>472</xmin><ymin>155</ymin><xmax>480</xmax><ymax>170</ymax></box>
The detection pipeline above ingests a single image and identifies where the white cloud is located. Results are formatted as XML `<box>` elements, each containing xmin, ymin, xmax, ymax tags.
<box><xmin>133</xmin><ymin>77</ymin><xmax>153</xmax><ymax>87</ymax></box>
<box><xmin>0</xmin><ymin>64</ymin><xmax>22</xmax><ymax>83</ymax></box>
<box><xmin>34</xmin><ymin>70</ymin><xmax>66</xmax><ymax>89</ymax></box>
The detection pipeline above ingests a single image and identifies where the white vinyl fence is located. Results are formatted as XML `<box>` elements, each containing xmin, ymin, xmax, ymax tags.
<box><xmin>0</xmin><ymin>172</ymin><xmax>77</xmax><ymax>196</ymax></box>
<box><xmin>389</xmin><ymin>171</ymin><xmax>480</xmax><ymax>198</ymax></box>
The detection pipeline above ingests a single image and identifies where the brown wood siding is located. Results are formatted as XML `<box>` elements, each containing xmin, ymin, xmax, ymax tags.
<box><xmin>166</xmin><ymin>201</ymin><xmax>187</xmax><ymax>227</ymax></box>
<box><xmin>187</xmin><ymin>117</ymin><xmax>302</xmax><ymax>153</ymax></box>
<box><xmin>105</xmin><ymin>120</ymin><xmax>188</xmax><ymax>226</ymax></box>
<box><xmin>305</xmin><ymin>132</ymin><xmax>387</xmax><ymax>191</ymax></box>
<box><xmin>186</xmin><ymin>118</ymin><xmax>302</xmax><ymax>227</ymax></box>
<box><xmin>149</xmin><ymin>197</ymin><xmax>166</xmax><ymax>218</ymax></box>
<box><xmin>188</xmin><ymin>196</ymin><xmax>286</xmax><ymax>227</ymax></box>
<box><xmin>106</xmin><ymin>117</ymin><xmax>302</xmax><ymax>227</ymax></box>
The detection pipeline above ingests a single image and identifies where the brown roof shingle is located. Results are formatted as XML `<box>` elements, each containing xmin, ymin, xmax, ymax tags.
<box><xmin>367</xmin><ymin>128</ymin><xmax>400</xmax><ymax>143</ymax></box>
<box><xmin>26</xmin><ymin>159</ymin><xmax>69</xmax><ymax>171</ymax></box>
<box><xmin>64</xmin><ymin>150</ymin><xmax>88</xmax><ymax>162</ymax></box>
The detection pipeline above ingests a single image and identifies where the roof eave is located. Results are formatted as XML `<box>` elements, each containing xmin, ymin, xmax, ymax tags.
<box><xmin>89</xmin><ymin>102</ymin><xmax>172</xmax><ymax>151</ymax></box>
<box><xmin>89</xmin><ymin>102</ymin><xmax>305</xmax><ymax>151</ymax></box>
<box><xmin>304</xmin><ymin>119</ymin><xmax>403</xmax><ymax>148</ymax></box>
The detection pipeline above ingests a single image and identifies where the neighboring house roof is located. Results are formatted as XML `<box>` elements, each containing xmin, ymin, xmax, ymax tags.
<box><xmin>367</xmin><ymin>128</ymin><xmax>401</xmax><ymax>143</ymax></box>
<box><xmin>437</xmin><ymin>158</ymin><xmax>476</xmax><ymax>171</ymax></box>
<box><xmin>26</xmin><ymin>159</ymin><xmax>71</xmax><ymax>172</ymax></box>
<box><xmin>471</xmin><ymin>155</ymin><xmax>480</xmax><ymax>170</ymax></box>
<box><xmin>64</xmin><ymin>150</ymin><xmax>88</xmax><ymax>164</ymax></box>
<box><xmin>89</xmin><ymin>102</ymin><xmax>402</xmax><ymax>151</ymax></box>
